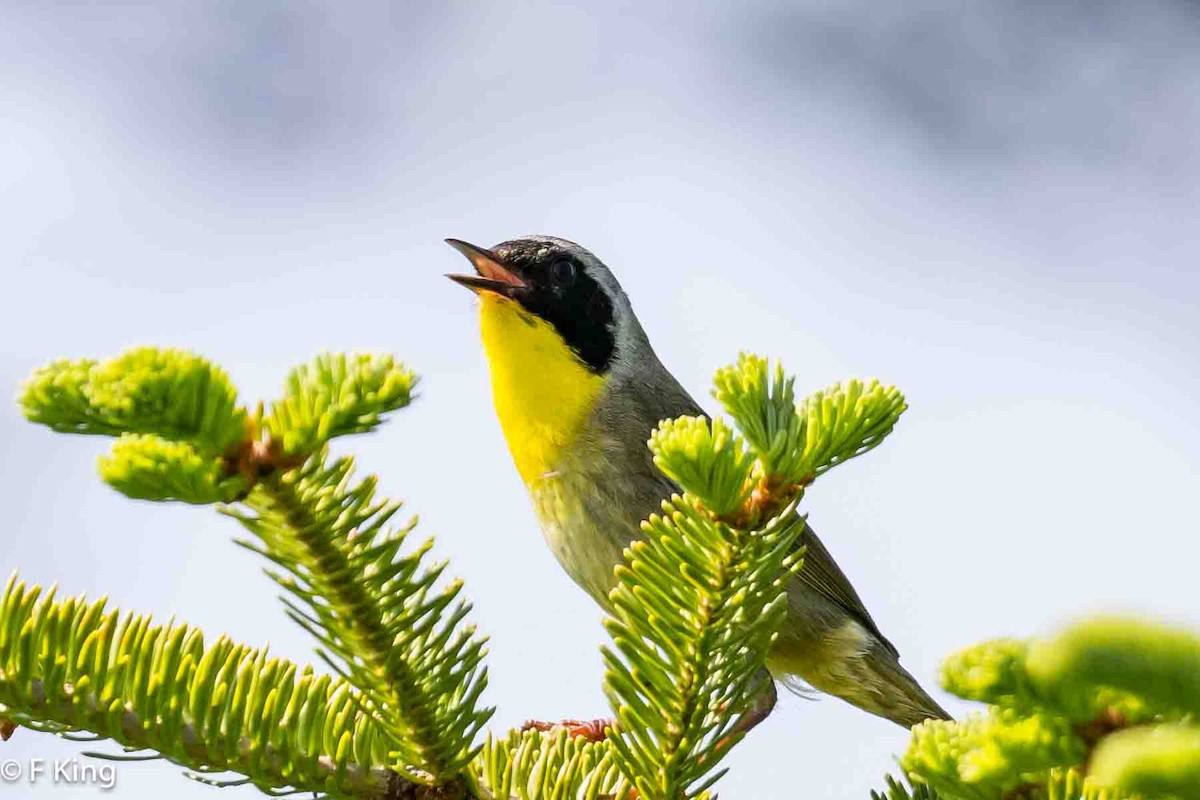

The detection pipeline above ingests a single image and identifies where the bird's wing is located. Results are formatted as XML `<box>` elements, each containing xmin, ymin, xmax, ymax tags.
<box><xmin>795</xmin><ymin>521</ymin><xmax>899</xmax><ymax>658</ymax></box>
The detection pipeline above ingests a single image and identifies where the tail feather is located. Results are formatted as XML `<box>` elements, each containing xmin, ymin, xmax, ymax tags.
<box><xmin>861</xmin><ymin>645</ymin><xmax>952</xmax><ymax>727</ymax></box>
<box><xmin>779</xmin><ymin>673</ymin><xmax>821</xmax><ymax>702</ymax></box>
<box><xmin>770</xmin><ymin>626</ymin><xmax>951</xmax><ymax>728</ymax></box>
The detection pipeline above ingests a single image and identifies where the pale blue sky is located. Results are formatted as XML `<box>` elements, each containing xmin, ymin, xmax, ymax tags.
<box><xmin>2</xmin><ymin>2</ymin><xmax>1199</xmax><ymax>798</ymax></box>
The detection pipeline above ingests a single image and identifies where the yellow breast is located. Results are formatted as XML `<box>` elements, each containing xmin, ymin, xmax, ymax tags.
<box><xmin>478</xmin><ymin>293</ymin><xmax>606</xmax><ymax>486</ymax></box>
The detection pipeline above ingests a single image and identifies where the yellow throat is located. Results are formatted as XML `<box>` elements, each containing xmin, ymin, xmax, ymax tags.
<box><xmin>478</xmin><ymin>292</ymin><xmax>606</xmax><ymax>486</ymax></box>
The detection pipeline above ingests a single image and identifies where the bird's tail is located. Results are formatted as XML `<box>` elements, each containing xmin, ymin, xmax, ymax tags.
<box><xmin>778</xmin><ymin>640</ymin><xmax>951</xmax><ymax>728</ymax></box>
<box><xmin>859</xmin><ymin>644</ymin><xmax>951</xmax><ymax>728</ymax></box>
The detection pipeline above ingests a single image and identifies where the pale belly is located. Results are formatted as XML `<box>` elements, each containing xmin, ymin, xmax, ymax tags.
<box><xmin>529</xmin><ymin>473</ymin><xmax>640</xmax><ymax>610</ymax></box>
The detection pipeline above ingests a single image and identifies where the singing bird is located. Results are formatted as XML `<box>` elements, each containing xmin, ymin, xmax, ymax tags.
<box><xmin>447</xmin><ymin>236</ymin><xmax>949</xmax><ymax>730</ymax></box>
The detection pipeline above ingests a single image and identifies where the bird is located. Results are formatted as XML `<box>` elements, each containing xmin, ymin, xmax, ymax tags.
<box><xmin>446</xmin><ymin>235</ymin><xmax>949</xmax><ymax>731</ymax></box>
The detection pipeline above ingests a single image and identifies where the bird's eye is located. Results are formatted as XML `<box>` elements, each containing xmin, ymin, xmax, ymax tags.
<box><xmin>549</xmin><ymin>259</ymin><xmax>577</xmax><ymax>287</ymax></box>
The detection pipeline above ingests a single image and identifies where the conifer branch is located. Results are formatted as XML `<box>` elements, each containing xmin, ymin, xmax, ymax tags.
<box><xmin>900</xmin><ymin>616</ymin><xmax>1200</xmax><ymax>800</ymax></box>
<box><xmin>602</xmin><ymin>496</ymin><xmax>804</xmax><ymax>799</ymax></box>
<box><xmin>904</xmin><ymin>708</ymin><xmax>1084</xmax><ymax>798</ymax></box>
<box><xmin>1026</xmin><ymin>616</ymin><xmax>1200</xmax><ymax>720</ymax></box>
<box><xmin>869</xmin><ymin>775</ymin><xmax>940</xmax><ymax>800</ymax></box>
<box><xmin>99</xmin><ymin>433</ymin><xmax>248</xmax><ymax>504</ymax></box>
<box><xmin>0</xmin><ymin>575</ymin><xmax>463</xmax><ymax>799</ymax></box>
<box><xmin>20</xmin><ymin>348</ymin><xmax>247</xmax><ymax>454</ymax></box>
<box><xmin>265</xmin><ymin>353</ymin><xmax>417</xmax><ymax>457</ymax></box>
<box><xmin>228</xmin><ymin>455</ymin><xmax>492</xmax><ymax>782</ymax></box>
<box><xmin>711</xmin><ymin>353</ymin><xmax>906</xmax><ymax>491</ymax></box>
<box><xmin>475</xmin><ymin>729</ymin><xmax>633</xmax><ymax>800</ymax></box>
<box><xmin>597</xmin><ymin>355</ymin><xmax>913</xmax><ymax>798</ymax></box>
<box><xmin>1089</xmin><ymin>724</ymin><xmax>1200</xmax><ymax>797</ymax></box>
<box><xmin>0</xmin><ymin>572</ymin><xmax>640</xmax><ymax>800</ymax></box>
<box><xmin>15</xmin><ymin>347</ymin><xmax>488</xmax><ymax>792</ymax></box>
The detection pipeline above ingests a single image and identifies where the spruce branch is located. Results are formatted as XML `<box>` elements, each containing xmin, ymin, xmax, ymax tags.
<box><xmin>936</xmin><ymin>638</ymin><xmax>1034</xmax><ymax>709</ymax></box>
<box><xmin>1041</xmin><ymin>768</ymin><xmax>1100</xmax><ymax>800</ymax></box>
<box><xmin>1089</xmin><ymin>724</ymin><xmax>1200</xmax><ymax>797</ymax></box>
<box><xmin>98</xmin><ymin>433</ymin><xmax>248</xmax><ymax>504</ymax></box>
<box><xmin>602</xmin><ymin>353</ymin><xmax>907</xmax><ymax>798</ymax></box>
<box><xmin>19</xmin><ymin>348</ymin><xmax>246</xmax><ymax>455</ymax></box>
<box><xmin>1026</xmin><ymin>616</ymin><xmax>1200</xmax><ymax>720</ymax></box>
<box><xmin>899</xmin><ymin>615</ymin><xmax>1200</xmax><ymax>800</ymax></box>
<box><xmin>902</xmin><ymin>709</ymin><xmax>1084</xmax><ymax>798</ymax></box>
<box><xmin>602</xmin><ymin>492</ymin><xmax>805</xmax><ymax>799</ymax></box>
<box><xmin>796</xmin><ymin>377</ymin><xmax>906</xmax><ymax>479</ymax></box>
<box><xmin>474</xmin><ymin>729</ymin><xmax>634</xmax><ymax>800</ymax></box>
<box><xmin>939</xmin><ymin>637</ymin><xmax>1148</xmax><ymax>725</ymax></box>
<box><xmin>870</xmin><ymin>775</ymin><xmax>941</xmax><ymax>800</ymax></box>
<box><xmin>266</xmin><ymin>353</ymin><xmax>417</xmax><ymax>456</ymax></box>
<box><xmin>0</xmin><ymin>574</ymin><xmax>463</xmax><ymax>799</ymax></box>
<box><xmin>648</xmin><ymin>417</ymin><xmax>755</xmax><ymax>518</ymax></box>
<box><xmin>227</xmin><ymin>454</ymin><xmax>492</xmax><ymax>782</ymax></box>
<box><xmin>711</xmin><ymin>353</ymin><xmax>907</xmax><ymax>490</ymax></box>
<box><xmin>711</xmin><ymin>355</ymin><xmax>804</xmax><ymax>482</ymax></box>
<box><xmin>17</xmin><ymin>348</ymin><xmax>489</xmax><ymax>790</ymax></box>
<box><xmin>20</xmin><ymin>348</ymin><xmax>418</xmax><ymax>505</ymax></box>
<box><xmin>0</xmin><ymin>573</ymin><xmax>635</xmax><ymax>800</ymax></box>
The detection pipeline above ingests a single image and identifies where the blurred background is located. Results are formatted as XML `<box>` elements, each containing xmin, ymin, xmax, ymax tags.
<box><xmin>2</xmin><ymin>1</ymin><xmax>1198</xmax><ymax>797</ymax></box>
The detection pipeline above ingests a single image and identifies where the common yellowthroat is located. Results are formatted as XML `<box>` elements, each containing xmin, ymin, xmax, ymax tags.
<box><xmin>447</xmin><ymin>235</ymin><xmax>948</xmax><ymax>729</ymax></box>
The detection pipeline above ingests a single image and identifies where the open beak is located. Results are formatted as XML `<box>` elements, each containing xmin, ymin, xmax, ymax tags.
<box><xmin>445</xmin><ymin>238</ymin><xmax>526</xmax><ymax>297</ymax></box>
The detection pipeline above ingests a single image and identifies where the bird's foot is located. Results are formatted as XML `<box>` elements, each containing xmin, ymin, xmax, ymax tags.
<box><xmin>521</xmin><ymin>717</ymin><xmax>614</xmax><ymax>743</ymax></box>
<box><xmin>712</xmin><ymin>677</ymin><xmax>779</xmax><ymax>753</ymax></box>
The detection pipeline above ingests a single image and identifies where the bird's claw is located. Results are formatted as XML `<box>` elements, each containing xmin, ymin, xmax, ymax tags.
<box><xmin>521</xmin><ymin>717</ymin><xmax>614</xmax><ymax>742</ymax></box>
